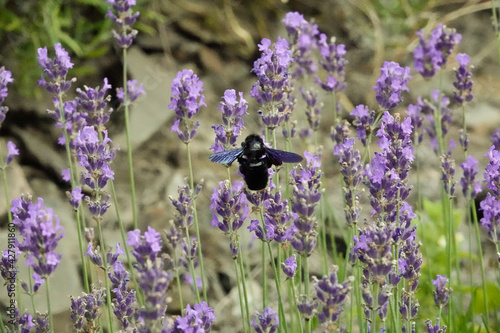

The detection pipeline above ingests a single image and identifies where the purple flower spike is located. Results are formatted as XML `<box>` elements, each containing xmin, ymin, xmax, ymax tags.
<box><xmin>406</xmin><ymin>103</ymin><xmax>424</xmax><ymax>144</ymax></box>
<box><xmin>117</xmin><ymin>79</ymin><xmax>145</xmax><ymax>104</ymax></box>
<box><xmin>425</xmin><ymin>318</ymin><xmax>447</xmax><ymax>333</ymax></box>
<box><xmin>491</xmin><ymin>129</ymin><xmax>500</xmax><ymax>150</ymax></box>
<box><xmin>5</xmin><ymin>141</ymin><xmax>19</xmax><ymax>165</ymax></box>
<box><xmin>172</xmin><ymin>301</ymin><xmax>216</xmax><ymax>333</ymax></box>
<box><xmin>37</xmin><ymin>43</ymin><xmax>75</xmax><ymax>94</ymax></box>
<box><xmin>169</xmin><ymin>69</ymin><xmax>206</xmax><ymax>143</ymax></box>
<box><xmin>106</xmin><ymin>0</ymin><xmax>140</xmax><ymax>48</ymax></box>
<box><xmin>432</xmin><ymin>275</ymin><xmax>452</xmax><ymax>309</ymax></box>
<box><xmin>479</xmin><ymin>192</ymin><xmax>500</xmax><ymax>243</ymax></box>
<box><xmin>127</xmin><ymin>226</ymin><xmax>163</xmax><ymax>265</ymax></box>
<box><xmin>373</xmin><ymin>61</ymin><xmax>412</xmax><ymax>110</ymax></box>
<box><xmin>453</xmin><ymin>53</ymin><xmax>473</xmax><ymax>104</ymax></box>
<box><xmin>11</xmin><ymin>195</ymin><xmax>64</xmax><ymax>278</ymax></box>
<box><xmin>290</xmin><ymin>151</ymin><xmax>322</xmax><ymax>255</ymax></box>
<box><xmin>314</xmin><ymin>265</ymin><xmax>353</xmax><ymax>330</ymax></box>
<box><xmin>251</xmin><ymin>307</ymin><xmax>279</xmax><ymax>333</ymax></box>
<box><xmin>316</xmin><ymin>34</ymin><xmax>348</xmax><ymax>92</ymax></box>
<box><xmin>459</xmin><ymin>155</ymin><xmax>481</xmax><ymax>199</ymax></box>
<box><xmin>263</xmin><ymin>191</ymin><xmax>297</xmax><ymax>243</ymax></box>
<box><xmin>250</xmin><ymin>37</ymin><xmax>294</xmax><ymax>130</ymax></box>
<box><xmin>282</xmin><ymin>12</ymin><xmax>320</xmax><ymax>78</ymax></box>
<box><xmin>300</xmin><ymin>87</ymin><xmax>323</xmax><ymax>133</ymax></box>
<box><xmin>0</xmin><ymin>66</ymin><xmax>13</xmax><ymax>125</ymax></box>
<box><xmin>483</xmin><ymin>145</ymin><xmax>500</xmax><ymax>197</ymax></box>
<box><xmin>413</xmin><ymin>24</ymin><xmax>462</xmax><ymax>78</ymax></box>
<box><xmin>70</xmin><ymin>287</ymin><xmax>106</xmax><ymax>332</ymax></box>
<box><xmin>350</xmin><ymin>104</ymin><xmax>375</xmax><ymax>146</ymax></box>
<box><xmin>211</xmin><ymin>89</ymin><xmax>248</xmax><ymax>153</ymax></box>
<box><xmin>440</xmin><ymin>152</ymin><xmax>456</xmax><ymax>196</ymax></box>
<box><xmin>76</xmin><ymin>78</ymin><xmax>113</xmax><ymax>127</ymax></box>
<box><xmin>109</xmin><ymin>261</ymin><xmax>137</xmax><ymax>329</ymax></box>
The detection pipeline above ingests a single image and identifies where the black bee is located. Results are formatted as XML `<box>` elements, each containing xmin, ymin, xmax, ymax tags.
<box><xmin>209</xmin><ymin>134</ymin><xmax>303</xmax><ymax>190</ymax></box>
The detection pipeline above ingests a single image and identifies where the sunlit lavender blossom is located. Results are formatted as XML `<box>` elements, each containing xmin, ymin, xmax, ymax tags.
<box><xmin>250</xmin><ymin>307</ymin><xmax>279</xmax><ymax>333</ymax></box>
<box><xmin>262</xmin><ymin>191</ymin><xmax>297</xmax><ymax>244</ymax></box>
<box><xmin>331</xmin><ymin>119</ymin><xmax>351</xmax><ymax>147</ymax></box>
<box><xmin>351</xmin><ymin>104</ymin><xmax>375</xmax><ymax>146</ymax></box>
<box><xmin>69</xmin><ymin>287</ymin><xmax>106</xmax><ymax>331</ymax></box>
<box><xmin>432</xmin><ymin>275</ymin><xmax>451</xmax><ymax>309</ymax></box>
<box><xmin>127</xmin><ymin>227</ymin><xmax>172</xmax><ymax>327</ymax></box>
<box><xmin>7</xmin><ymin>311</ymin><xmax>35</xmax><ymax>332</ymax></box>
<box><xmin>282</xmin><ymin>11</ymin><xmax>319</xmax><ymax>78</ymax></box>
<box><xmin>109</xmin><ymin>261</ymin><xmax>138</xmax><ymax>329</ymax></box>
<box><xmin>406</xmin><ymin>103</ymin><xmax>424</xmax><ymax>145</ymax></box>
<box><xmin>211</xmin><ymin>89</ymin><xmax>248</xmax><ymax>153</ymax></box>
<box><xmin>290</xmin><ymin>151</ymin><xmax>322</xmax><ymax>256</ymax></box>
<box><xmin>34</xmin><ymin>312</ymin><xmax>50</xmax><ymax>332</ymax></box>
<box><xmin>210</xmin><ymin>180</ymin><xmax>249</xmax><ymax>258</ymax></box>
<box><xmin>67</xmin><ymin>187</ymin><xmax>84</xmax><ymax>210</ymax></box>
<box><xmin>11</xmin><ymin>195</ymin><xmax>64</xmax><ymax>278</ymax></box>
<box><xmin>480</xmin><ymin>146</ymin><xmax>500</xmax><ymax>244</ymax></box>
<box><xmin>37</xmin><ymin>43</ymin><xmax>75</xmax><ymax>94</ymax></box>
<box><xmin>459</xmin><ymin>155</ymin><xmax>481</xmax><ymax>199</ymax></box>
<box><xmin>75</xmin><ymin>78</ymin><xmax>113</xmax><ymax>128</ymax></box>
<box><xmin>425</xmin><ymin>318</ymin><xmax>447</xmax><ymax>333</ymax></box>
<box><xmin>169</xmin><ymin>182</ymin><xmax>198</xmax><ymax>232</ymax></box>
<box><xmin>45</xmin><ymin>98</ymin><xmax>86</xmax><ymax>147</ymax></box>
<box><xmin>373</xmin><ymin>61</ymin><xmax>412</xmax><ymax>110</ymax></box>
<box><xmin>333</xmin><ymin>138</ymin><xmax>363</xmax><ymax>226</ymax></box>
<box><xmin>169</xmin><ymin>69</ymin><xmax>206</xmax><ymax>143</ymax></box>
<box><xmin>85</xmin><ymin>242</ymin><xmax>124</xmax><ymax>269</ymax></box>
<box><xmin>314</xmin><ymin>265</ymin><xmax>353</xmax><ymax>331</ymax></box>
<box><xmin>169</xmin><ymin>301</ymin><xmax>216</xmax><ymax>333</ymax></box>
<box><xmin>106</xmin><ymin>0</ymin><xmax>140</xmax><ymax>48</ymax></box>
<box><xmin>117</xmin><ymin>79</ymin><xmax>145</xmax><ymax>104</ymax></box>
<box><xmin>413</xmin><ymin>24</ymin><xmax>462</xmax><ymax>78</ymax></box>
<box><xmin>250</xmin><ymin>37</ymin><xmax>294</xmax><ymax>130</ymax></box>
<box><xmin>453</xmin><ymin>53</ymin><xmax>473</xmax><ymax>104</ymax></box>
<box><xmin>0</xmin><ymin>66</ymin><xmax>13</xmax><ymax>125</ymax></box>
<box><xmin>316</xmin><ymin>34</ymin><xmax>348</xmax><ymax>92</ymax></box>
<box><xmin>491</xmin><ymin>128</ymin><xmax>500</xmax><ymax>150</ymax></box>
<box><xmin>398</xmin><ymin>232</ymin><xmax>422</xmax><ymax>323</ymax></box>
<box><xmin>5</xmin><ymin>141</ymin><xmax>19</xmax><ymax>165</ymax></box>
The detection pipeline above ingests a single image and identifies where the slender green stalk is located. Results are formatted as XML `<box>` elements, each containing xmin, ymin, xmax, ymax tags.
<box><xmin>183</xmin><ymin>225</ymin><xmax>201</xmax><ymax>304</ymax></box>
<box><xmin>233</xmin><ymin>258</ymin><xmax>248</xmax><ymax>333</ymax></box>
<box><xmin>45</xmin><ymin>278</ymin><xmax>54</xmax><ymax>333</ymax></box>
<box><xmin>0</xmin><ymin>313</ymin><xmax>5</xmax><ymax>333</ymax></box>
<box><xmin>185</xmin><ymin>142</ymin><xmax>207</xmax><ymax>301</ymax></box>
<box><xmin>121</xmin><ymin>49</ymin><xmax>139</xmax><ymax>230</ymax></box>
<box><xmin>96</xmin><ymin>221</ymin><xmax>115</xmax><ymax>333</ymax></box>
<box><xmin>237</xmin><ymin>245</ymin><xmax>251</xmax><ymax>332</ymax></box>
<box><xmin>288</xmin><ymin>275</ymin><xmax>303</xmax><ymax>333</ymax></box>
<box><xmin>259</xmin><ymin>209</ymin><xmax>268</xmax><ymax>308</ymax></box>
<box><xmin>491</xmin><ymin>0</ymin><xmax>500</xmax><ymax>65</ymax></box>
<box><xmin>267</xmin><ymin>242</ymin><xmax>287</xmax><ymax>333</ymax></box>
<box><xmin>301</xmin><ymin>254</ymin><xmax>310</xmax><ymax>333</ymax></box>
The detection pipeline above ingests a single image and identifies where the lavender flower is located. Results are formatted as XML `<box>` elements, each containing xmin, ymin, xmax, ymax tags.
<box><xmin>398</xmin><ymin>232</ymin><xmax>422</xmax><ymax>322</ymax></box>
<box><xmin>0</xmin><ymin>66</ymin><xmax>13</xmax><ymax>125</ymax></box>
<box><xmin>314</xmin><ymin>265</ymin><xmax>353</xmax><ymax>330</ymax></box>
<box><xmin>263</xmin><ymin>191</ymin><xmax>297</xmax><ymax>244</ymax></box>
<box><xmin>8</xmin><ymin>311</ymin><xmax>35</xmax><ymax>333</ymax></box>
<box><xmin>316</xmin><ymin>34</ymin><xmax>348</xmax><ymax>92</ymax></box>
<box><xmin>250</xmin><ymin>307</ymin><xmax>279</xmax><ymax>333</ymax></box>
<box><xmin>37</xmin><ymin>43</ymin><xmax>75</xmax><ymax>94</ymax></box>
<box><xmin>109</xmin><ymin>261</ymin><xmax>138</xmax><ymax>329</ymax></box>
<box><xmin>5</xmin><ymin>141</ymin><xmax>19</xmax><ymax>165</ymax></box>
<box><xmin>330</xmin><ymin>119</ymin><xmax>351</xmax><ymax>147</ymax></box>
<box><xmin>350</xmin><ymin>104</ymin><xmax>375</xmax><ymax>146</ymax></box>
<box><xmin>250</xmin><ymin>37</ymin><xmax>294</xmax><ymax>130</ymax></box>
<box><xmin>127</xmin><ymin>227</ymin><xmax>172</xmax><ymax>327</ymax></box>
<box><xmin>106</xmin><ymin>0</ymin><xmax>140</xmax><ymax>48</ymax></box>
<box><xmin>169</xmin><ymin>182</ymin><xmax>197</xmax><ymax>232</ymax></box>
<box><xmin>1</xmin><ymin>249</ymin><xmax>19</xmax><ymax>285</ymax></box>
<box><xmin>459</xmin><ymin>155</ymin><xmax>481</xmax><ymax>199</ymax></box>
<box><xmin>373</xmin><ymin>61</ymin><xmax>412</xmax><ymax>110</ymax></box>
<box><xmin>453</xmin><ymin>53</ymin><xmax>473</xmax><ymax>104</ymax></box>
<box><xmin>425</xmin><ymin>318</ymin><xmax>447</xmax><ymax>333</ymax></box>
<box><xmin>300</xmin><ymin>87</ymin><xmax>323</xmax><ymax>134</ymax></box>
<box><xmin>117</xmin><ymin>79</ymin><xmax>145</xmax><ymax>104</ymax></box>
<box><xmin>413</xmin><ymin>24</ymin><xmax>462</xmax><ymax>78</ymax></box>
<box><xmin>85</xmin><ymin>242</ymin><xmax>124</xmax><ymax>269</ymax></box>
<box><xmin>211</xmin><ymin>89</ymin><xmax>248</xmax><ymax>153</ymax></box>
<box><xmin>290</xmin><ymin>151</ymin><xmax>322</xmax><ymax>256</ymax></box>
<box><xmin>171</xmin><ymin>302</ymin><xmax>216</xmax><ymax>333</ymax></box>
<box><xmin>420</xmin><ymin>90</ymin><xmax>452</xmax><ymax>154</ymax></box>
<box><xmin>483</xmin><ymin>145</ymin><xmax>500</xmax><ymax>197</ymax></box>
<box><xmin>491</xmin><ymin>128</ymin><xmax>500</xmax><ymax>150</ymax></box>
<box><xmin>11</xmin><ymin>195</ymin><xmax>64</xmax><ymax>278</ymax></box>
<box><xmin>169</xmin><ymin>69</ymin><xmax>206</xmax><ymax>143</ymax></box>
<box><xmin>45</xmin><ymin>98</ymin><xmax>86</xmax><ymax>147</ymax></box>
<box><xmin>281</xmin><ymin>255</ymin><xmax>297</xmax><ymax>279</ymax></box>
<box><xmin>432</xmin><ymin>275</ymin><xmax>451</xmax><ymax>309</ymax></box>
<box><xmin>210</xmin><ymin>180</ymin><xmax>249</xmax><ymax>258</ymax></box>
<box><xmin>75</xmin><ymin>78</ymin><xmax>113</xmax><ymax>128</ymax></box>
<box><xmin>333</xmin><ymin>138</ymin><xmax>363</xmax><ymax>226</ymax></box>
<box><xmin>479</xmin><ymin>193</ymin><xmax>500</xmax><ymax>243</ymax></box>
<box><xmin>282</xmin><ymin>11</ymin><xmax>319</xmax><ymax>78</ymax></box>
<box><xmin>67</xmin><ymin>187</ymin><xmax>84</xmax><ymax>210</ymax></box>
<box><xmin>69</xmin><ymin>287</ymin><xmax>106</xmax><ymax>332</ymax></box>
<box><xmin>440</xmin><ymin>152</ymin><xmax>456</xmax><ymax>196</ymax></box>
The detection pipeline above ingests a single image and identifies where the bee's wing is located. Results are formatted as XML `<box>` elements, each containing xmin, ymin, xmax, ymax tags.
<box><xmin>209</xmin><ymin>148</ymin><xmax>244</xmax><ymax>165</ymax></box>
<box><xmin>266</xmin><ymin>148</ymin><xmax>303</xmax><ymax>166</ymax></box>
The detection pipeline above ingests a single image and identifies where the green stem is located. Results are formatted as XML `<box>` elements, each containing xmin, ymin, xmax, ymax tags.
<box><xmin>45</xmin><ymin>278</ymin><xmax>54</xmax><ymax>333</ymax></box>
<box><xmin>237</xmin><ymin>244</ymin><xmax>251</xmax><ymax>333</ymax></box>
<box><xmin>121</xmin><ymin>49</ymin><xmax>139</xmax><ymax>230</ymax></box>
<box><xmin>233</xmin><ymin>258</ymin><xmax>247</xmax><ymax>333</ymax></box>
<box><xmin>96</xmin><ymin>221</ymin><xmax>115</xmax><ymax>333</ymax></box>
<box><xmin>267</xmin><ymin>242</ymin><xmax>287</xmax><ymax>333</ymax></box>
<box><xmin>185</xmin><ymin>142</ymin><xmax>207</xmax><ymax>301</ymax></box>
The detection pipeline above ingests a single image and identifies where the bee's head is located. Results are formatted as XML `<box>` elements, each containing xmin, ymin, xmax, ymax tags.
<box><xmin>243</xmin><ymin>134</ymin><xmax>264</xmax><ymax>151</ymax></box>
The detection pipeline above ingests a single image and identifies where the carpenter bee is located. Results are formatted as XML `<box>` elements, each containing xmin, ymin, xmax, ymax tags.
<box><xmin>209</xmin><ymin>134</ymin><xmax>303</xmax><ymax>190</ymax></box>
